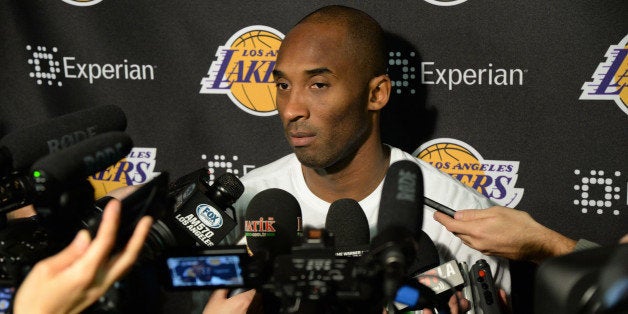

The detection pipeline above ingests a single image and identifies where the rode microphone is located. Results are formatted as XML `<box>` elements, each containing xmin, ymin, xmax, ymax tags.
<box><xmin>376</xmin><ymin>159</ymin><xmax>425</xmax><ymax>304</ymax></box>
<box><xmin>0</xmin><ymin>105</ymin><xmax>127</xmax><ymax>175</ymax></box>
<box><xmin>377</xmin><ymin>160</ymin><xmax>424</xmax><ymax>234</ymax></box>
<box><xmin>167</xmin><ymin>168</ymin><xmax>244</xmax><ymax>248</ymax></box>
<box><xmin>325</xmin><ymin>198</ymin><xmax>370</xmax><ymax>257</ymax></box>
<box><xmin>244</xmin><ymin>188</ymin><xmax>303</xmax><ymax>259</ymax></box>
<box><xmin>0</xmin><ymin>132</ymin><xmax>132</xmax><ymax>215</ymax></box>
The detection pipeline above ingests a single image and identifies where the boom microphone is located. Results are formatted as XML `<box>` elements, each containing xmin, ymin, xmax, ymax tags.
<box><xmin>325</xmin><ymin>198</ymin><xmax>370</xmax><ymax>257</ymax></box>
<box><xmin>30</xmin><ymin>131</ymin><xmax>133</xmax><ymax>185</ymax></box>
<box><xmin>377</xmin><ymin>160</ymin><xmax>424</xmax><ymax>234</ymax></box>
<box><xmin>244</xmin><ymin>188</ymin><xmax>303</xmax><ymax>259</ymax></box>
<box><xmin>0</xmin><ymin>105</ymin><xmax>127</xmax><ymax>175</ymax></box>
<box><xmin>0</xmin><ymin>132</ymin><xmax>132</xmax><ymax>215</ymax></box>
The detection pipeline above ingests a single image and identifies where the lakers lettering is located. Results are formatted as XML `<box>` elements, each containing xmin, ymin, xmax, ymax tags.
<box><xmin>91</xmin><ymin>160</ymin><xmax>151</xmax><ymax>186</ymax></box>
<box><xmin>241</xmin><ymin>49</ymin><xmax>278</xmax><ymax>57</ymax></box>
<box><xmin>451</xmin><ymin>174</ymin><xmax>511</xmax><ymax>201</ymax></box>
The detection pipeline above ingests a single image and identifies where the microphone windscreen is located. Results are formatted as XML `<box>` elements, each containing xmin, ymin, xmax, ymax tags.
<box><xmin>244</xmin><ymin>188</ymin><xmax>302</xmax><ymax>258</ymax></box>
<box><xmin>325</xmin><ymin>198</ymin><xmax>370</xmax><ymax>250</ymax></box>
<box><xmin>0</xmin><ymin>105</ymin><xmax>127</xmax><ymax>171</ymax></box>
<box><xmin>31</xmin><ymin>131</ymin><xmax>133</xmax><ymax>183</ymax></box>
<box><xmin>378</xmin><ymin>160</ymin><xmax>424</xmax><ymax>234</ymax></box>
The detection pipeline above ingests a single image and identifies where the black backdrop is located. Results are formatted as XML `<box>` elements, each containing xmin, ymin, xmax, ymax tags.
<box><xmin>1</xmin><ymin>1</ymin><xmax>627</xmax><ymax>313</ymax></box>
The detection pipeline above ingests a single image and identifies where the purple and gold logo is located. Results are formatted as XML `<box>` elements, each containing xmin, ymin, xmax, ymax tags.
<box><xmin>414</xmin><ymin>138</ymin><xmax>524</xmax><ymax>207</ymax></box>
<box><xmin>580</xmin><ymin>34</ymin><xmax>628</xmax><ymax>116</ymax></box>
<box><xmin>199</xmin><ymin>26</ymin><xmax>284</xmax><ymax>116</ymax></box>
<box><xmin>88</xmin><ymin>147</ymin><xmax>160</xmax><ymax>198</ymax></box>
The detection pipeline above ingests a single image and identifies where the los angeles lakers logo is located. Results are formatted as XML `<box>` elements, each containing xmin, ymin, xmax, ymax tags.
<box><xmin>88</xmin><ymin>147</ymin><xmax>160</xmax><ymax>198</ymax></box>
<box><xmin>414</xmin><ymin>138</ymin><xmax>524</xmax><ymax>207</ymax></box>
<box><xmin>580</xmin><ymin>34</ymin><xmax>628</xmax><ymax>116</ymax></box>
<box><xmin>200</xmin><ymin>26</ymin><xmax>284</xmax><ymax>116</ymax></box>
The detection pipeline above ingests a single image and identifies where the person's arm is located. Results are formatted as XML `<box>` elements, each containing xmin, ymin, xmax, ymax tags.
<box><xmin>13</xmin><ymin>199</ymin><xmax>152</xmax><ymax>314</ymax></box>
<box><xmin>434</xmin><ymin>206</ymin><xmax>577</xmax><ymax>264</ymax></box>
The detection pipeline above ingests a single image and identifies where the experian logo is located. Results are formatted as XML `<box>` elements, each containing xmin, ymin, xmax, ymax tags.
<box><xmin>421</xmin><ymin>62</ymin><xmax>526</xmax><ymax>90</ymax></box>
<box><xmin>26</xmin><ymin>45</ymin><xmax>156</xmax><ymax>86</ymax></box>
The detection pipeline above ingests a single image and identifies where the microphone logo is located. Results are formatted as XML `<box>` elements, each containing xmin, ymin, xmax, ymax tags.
<box><xmin>244</xmin><ymin>217</ymin><xmax>276</xmax><ymax>237</ymax></box>
<box><xmin>196</xmin><ymin>204</ymin><xmax>224</xmax><ymax>228</ymax></box>
<box><xmin>397</xmin><ymin>169</ymin><xmax>417</xmax><ymax>202</ymax></box>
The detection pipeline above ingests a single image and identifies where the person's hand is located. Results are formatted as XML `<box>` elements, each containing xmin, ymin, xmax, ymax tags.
<box><xmin>420</xmin><ymin>291</ymin><xmax>470</xmax><ymax>314</ymax></box>
<box><xmin>203</xmin><ymin>288</ymin><xmax>257</xmax><ymax>314</ymax></box>
<box><xmin>13</xmin><ymin>199</ymin><xmax>153</xmax><ymax>314</ymax></box>
<box><xmin>434</xmin><ymin>206</ymin><xmax>576</xmax><ymax>263</ymax></box>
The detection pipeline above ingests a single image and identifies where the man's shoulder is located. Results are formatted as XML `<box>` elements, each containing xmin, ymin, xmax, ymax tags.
<box><xmin>389</xmin><ymin>146</ymin><xmax>493</xmax><ymax>209</ymax></box>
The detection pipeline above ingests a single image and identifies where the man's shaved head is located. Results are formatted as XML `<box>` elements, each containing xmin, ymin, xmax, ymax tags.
<box><xmin>290</xmin><ymin>5</ymin><xmax>387</xmax><ymax>78</ymax></box>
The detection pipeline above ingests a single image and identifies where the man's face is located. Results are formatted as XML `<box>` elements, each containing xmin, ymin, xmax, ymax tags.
<box><xmin>273</xmin><ymin>22</ymin><xmax>373</xmax><ymax>170</ymax></box>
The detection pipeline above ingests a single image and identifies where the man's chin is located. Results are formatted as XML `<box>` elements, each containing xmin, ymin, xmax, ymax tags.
<box><xmin>294</xmin><ymin>150</ymin><xmax>328</xmax><ymax>169</ymax></box>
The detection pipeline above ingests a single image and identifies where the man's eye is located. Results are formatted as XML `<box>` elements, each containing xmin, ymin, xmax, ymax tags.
<box><xmin>312</xmin><ymin>82</ymin><xmax>328</xmax><ymax>89</ymax></box>
<box><xmin>276</xmin><ymin>82</ymin><xmax>289</xmax><ymax>90</ymax></box>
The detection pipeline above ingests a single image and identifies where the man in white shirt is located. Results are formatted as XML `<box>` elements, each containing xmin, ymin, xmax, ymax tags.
<box><xmin>209</xmin><ymin>4</ymin><xmax>510</xmax><ymax>313</ymax></box>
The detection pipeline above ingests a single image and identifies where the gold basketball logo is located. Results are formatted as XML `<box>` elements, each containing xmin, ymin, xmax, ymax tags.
<box><xmin>415</xmin><ymin>138</ymin><xmax>524</xmax><ymax>207</ymax></box>
<box><xmin>200</xmin><ymin>26</ymin><xmax>284</xmax><ymax>116</ymax></box>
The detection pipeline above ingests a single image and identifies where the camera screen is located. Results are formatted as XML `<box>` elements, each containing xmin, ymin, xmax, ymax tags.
<box><xmin>0</xmin><ymin>287</ymin><xmax>14</xmax><ymax>314</ymax></box>
<box><xmin>166</xmin><ymin>254</ymin><xmax>244</xmax><ymax>288</ymax></box>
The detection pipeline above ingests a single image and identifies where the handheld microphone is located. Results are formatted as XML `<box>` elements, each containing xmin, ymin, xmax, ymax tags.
<box><xmin>325</xmin><ymin>198</ymin><xmax>370</xmax><ymax>257</ymax></box>
<box><xmin>167</xmin><ymin>169</ymin><xmax>244</xmax><ymax>248</ymax></box>
<box><xmin>0</xmin><ymin>105</ymin><xmax>127</xmax><ymax>175</ymax></box>
<box><xmin>244</xmin><ymin>188</ymin><xmax>303</xmax><ymax>259</ymax></box>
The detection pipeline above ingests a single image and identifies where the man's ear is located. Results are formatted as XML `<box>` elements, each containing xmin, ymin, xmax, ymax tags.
<box><xmin>368</xmin><ymin>74</ymin><xmax>391</xmax><ymax>111</ymax></box>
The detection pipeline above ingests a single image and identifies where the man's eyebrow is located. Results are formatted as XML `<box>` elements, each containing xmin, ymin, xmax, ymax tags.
<box><xmin>272</xmin><ymin>69</ymin><xmax>284</xmax><ymax>78</ymax></box>
<box><xmin>272</xmin><ymin>67</ymin><xmax>333</xmax><ymax>79</ymax></box>
<box><xmin>305</xmin><ymin>67</ymin><xmax>332</xmax><ymax>76</ymax></box>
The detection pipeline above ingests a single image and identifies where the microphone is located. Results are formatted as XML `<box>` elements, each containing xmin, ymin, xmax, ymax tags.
<box><xmin>375</xmin><ymin>159</ymin><xmax>425</xmax><ymax>303</ymax></box>
<box><xmin>244</xmin><ymin>188</ymin><xmax>303</xmax><ymax>259</ymax></box>
<box><xmin>167</xmin><ymin>169</ymin><xmax>244</xmax><ymax>248</ymax></box>
<box><xmin>30</xmin><ymin>131</ymin><xmax>133</xmax><ymax>185</ymax></box>
<box><xmin>0</xmin><ymin>132</ymin><xmax>133</xmax><ymax>215</ymax></box>
<box><xmin>377</xmin><ymin>159</ymin><xmax>424</xmax><ymax>234</ymax></box>
<box><xmin>325</xmin><ymin>198</ymin><xmax>370</xmax><ymax>257</ymax></box>
<box><xmin>0</xmin><ymin>105</ymin><xmax>127</xmax><ymax>175</ymax></box>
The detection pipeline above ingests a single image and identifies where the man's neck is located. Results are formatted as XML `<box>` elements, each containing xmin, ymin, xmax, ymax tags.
<box><xmin>301</xmin><ymin>143</ymin><xmax>390</xmax><ymax>203</ymax></box>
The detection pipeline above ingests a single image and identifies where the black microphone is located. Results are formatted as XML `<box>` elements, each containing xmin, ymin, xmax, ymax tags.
<box><xmin>0</xmin><ymin>105</ymin><xmax>127</xmax><ymax>175</ymax></box>
<box><xmin>167</xmin><ymin>169</ymin><xmax>244</xmax><ymax>248</ymax></box>
<box><xmin>376</xmin><ymin>159</ymin><xmax>425</xmax><ymax>303</ymax></box>
<box><xmin>0</xmin><ymin>132</ymin><xmax>132</xmax><ymax>215</ymax></box>
<box><xmin>30</xmin><ymin>131</ymin><xmax>132</xmax><ymax>185</ymax></box>
<box><xmin>244</xmin><ymin>188</ymin><xmax>303</xmax><ymax>259</ymax></box>
<box><xmin>377</xmin><ymin>159</ymin><xmax>424</xmax><ymax>234</ymax></box>
<box><xmin>325</xmin><ymin>198</ymin><xmax>370</xmax><ymax>257</ymax></box>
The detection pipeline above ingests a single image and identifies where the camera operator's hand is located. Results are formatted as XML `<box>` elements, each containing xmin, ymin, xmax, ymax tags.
<box><xmin>13</xmin><ymin>199</ymin><xmax>153</xmax><ymax>314</ymax></box>
<box><xmin>434</xmin><ymin>206</ymin><xmax>576</xmax><ymax>264</ymax></box>
<box><xmin>203</xmin><ymin>288</ymin><xmax>257</xmax><ymax>314</ymax></box>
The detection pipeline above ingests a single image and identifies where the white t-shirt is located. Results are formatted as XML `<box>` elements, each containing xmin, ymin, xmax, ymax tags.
<box><xmin>230</xmin><ymin>146</ymin><xmax>511</xmax><ymax>293</ymax></box>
